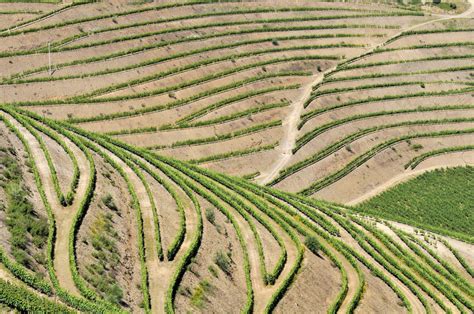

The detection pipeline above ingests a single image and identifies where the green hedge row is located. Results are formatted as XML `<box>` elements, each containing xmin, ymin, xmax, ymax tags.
<box><xmin>0</xmin><ymin>1</ymin><xmax>220</xmax><ymax>39</ymax></box>
<box><xmin>299</xmin><ymin>124</ymin><xmax>474</xmax><ymax>195</ymax></box>
<box><xmin>62</xmin><ymin>110</ymin><xmax>448</xmax><ymax>312</ymax></box>
<box><xmin>125</xmin><ymin>153</ymin><xmax>203</xmax><ymax>313</ymax></box>
<box><xmin>440</xmin><ymin>239</ymin><xmax>474</xmax><ymax>279</ymax></box>
<box><xmin>20</xmin><ymin>112</ymin><xmax>126</xmax><ymax>311</ymax></box>
<box><xmin>393</xmin><ymin>228</ymin><xmax>474</xmax><ymax>298</ymax></box>
<box><xmin>33</xmin><ymin>112</ymin><xmax>205</xmax><ymax>312</ymax></box>
<box><xmin>168</xmin><ymin>102</ymin><xmax>289</xmax><ymax>130</ymax></box>
<box><xmin>376</xmin><ymin>41</ymin><xmax>474</xmax><ymax>53</ymax></box>
<box><xmin>76</xmin><ymin>69</ymin><xmax>307</xmax><ymax>104</ymax></box>
<box><xmin>333</xmin><ymin>27</ymin><xmax>474</xmax><ymax>71</ymax></box>
<box><xmin>188</xmin><ymin>142</ymin><xmax>278</xmax><ymax>164</ymax></box>
<box><xmin>102</xmin><ymin>146</ymin><xmax>184</xmax><ymax>262</ymax></box>
<box><xmin>294</xmin><ymin>197</ymin><xmax>414</xmax><ymax>312</ymax></box>
<box><xmin>0</xmin><ymin>2</ymin><xmax>80</xmax><ymax>34</ymax></box>
<box><xmin>5</xmin><ymin>108</ymin><xmax>114</xmax><ymax>308</ymax></box>
<box><xmin>15</xmin><ymin>103</ymin><xmax>474</xmax><ymax>311</ymax></box>
<box><xmin>0</xmin><ymin>111</ymin><xmax>113</xmax><ymax>313</ymax></box>
<box><xmin>323</xmin><ymin>65</ymin><xmax>474</xmax><ymax>84</ymax></box>
<box><xmin>337</xmin><ymin>54</ymin><xmax>474</xmax><ymax>71</ymax></box>
<box><xmin>43</xmin><ymin>6</ymin><xmax>376</xmax><ymax>48</ymax></box>
<box><xmin>177</xmin><ymin>165</ymin><xmax>305</xmax><ymax>309</ymax></box>
<box><xmin>169</xmin><ymin>120</ymin><xmax>282</xmax><ymax>149</ymax></box>
<box><xmin>303</xmin><ymin>80</ymin><xmax>451</xmax><ymax>124</ymax></box>
<box><xmin>188</xmin><ymin>166</ymin><xmax>296</xmax><ymax>285</ymax></box>
<box><xmin>229</xmin><ymin>179</ymin><xmax>366</xmax><ymax>312</ymax></box>
<box><xmin>303</xmin><ymin>83</ymin><xmax>473</xmax><ymax>114</ymax></box>
<box><xmin>334</xmin><ymin>215</ymin><xmax>432</xmax><ymax>310</ymax></box>
<box><xmin>140</xmin><ymin>155</ymin><xmax>253</xmax><ymax>313</ymax></box>
<box><xmin>383</xmin><ymin>27</ymin><xmax>474</xmax><ymax>45</ymax></box>
<box><xmin>0</xmin><ymin>248</ymin><xmax>52</xmax><ymax>295</ymax></box>
<box><xmin>242</xmin><ymin>171</ymin><xmax>260</xmax><ymax>180</ymax></box>
<box><xmin>65</xmin><ymin>79</ymin><xmax>300</xmax><ymax>124</ymax></box>
<box><xmin>357</xmin><ymin>219</ymin><xmax>473</xmax><ymax>311</ymax></box>
<box><xmin>11</xmin><ymin>113</ymin><xmax>79</xmax><ymax>206</ymax></box>
<box><xmin>297</xmin><ymin>103</ymin><xmax>474</xmax><ymax>150</ymax></box>
<box><xmin>22</xmin><ymin>115</ymin><xmax>80</xmax><ymax>205</ymax></box>
<box><xmin>330</xmin><ymin>39</ymin><xmax>474</xmax><ymax>73</ymax></box>
<box><xmin>100</xmin><ymin>138</ymin><xmax>196</xmax><ymax>262</ymax></box>
<box><xmin>56</xmin><ymin>14</ymin><xmax>392</xmax><ymax>52</ymax></box>
<box><xmin>50</xmin><ymin>4</ymin><xmax>387</xmax><ymax>45</ymax></box>
<box><xmin>405</xmin><ymin>145</ymin><xmax>474</xmax><ymax>169</ymax></box>
<box><xmin>301</xmin><ymin>85</ymin><xmax>474</xmax><ymax>127</ymax></box>
<box><xmin>158</xmin><ymin>153</ymin><xmax>289</xmax><ymax>287</ymax></box>
<box><xmin>0</xmin><ymin>278</ymin><xmax>74</xmax><ymax>313</ymax></box>
<box><xmin>99</xmin><ymin>78</ymin><xmax>299</xmax><ymax>135</ymax></box>
<box><xmin>270</xmin><ymin>108</ymin><xmax>474</xmax><ymax>186</ymax></box>
<box><xmin>73</xmin><ymin>49</ymin><xmax>336</xmax><ymax>101</ymax></box>
<box><xmin>177</xmin><ymin>82</ymin><xmax>302</xmax><ymax>124</ymax></box>
<box><xmin>5</xmin><ymin>23</ymin><xmax>376</xmax><ymax>81</ymax></box>
<box><xmin>78</xmin><ymin>125</ymin><xmax>309</xmax><ymax>310</ymax></box>
<box><xmin>310</xmin><ymin>80</ymin><xmax>431</xmax><ymax>100</ymax></box>
<box><xmin>72</xmin><ymin>135</ymin><xmax>151</xmax><ymax>312</ymax></box>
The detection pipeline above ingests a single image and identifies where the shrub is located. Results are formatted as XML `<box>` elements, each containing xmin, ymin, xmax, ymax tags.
<box><xmin>305</xmin><ymin>236</ymin><xmax>320</xmax><ymax>255</ymax></box>
<box><xmin>101</xmin><ymin>194</ymin><xmax>118</xmax><ymax>211</ymax></box>
<box><xmin>214</xmin><ymin>251</ymin><xmax>232</xmax><ymax>276</ymax></box>
<box><xmin>191</xmin><ymin>280</ymin><xmax>212</xmax><ymax>309</ymax></box>
<box><xmin>208</xmin><ymin>265</ymin><xmax>218</xmax><ymax>278</ymax></box>
<box><xmin>205</xmin><ymin>208</ymin><xmax>215</xmax><ymax>225</ymax></box>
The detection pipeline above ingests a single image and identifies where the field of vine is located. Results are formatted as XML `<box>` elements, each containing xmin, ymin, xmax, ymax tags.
<box><xmin>0</xmin><ymin>0</ymin><xmax>473</xmax><ymax>313</ymax></box>
<box><xmin>358</xmin><ymin>166</ymin><xmax>474</xmax><ymax>242</ymax></box>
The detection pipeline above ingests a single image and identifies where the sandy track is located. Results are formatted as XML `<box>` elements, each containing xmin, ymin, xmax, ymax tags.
<box><xmin>256</xmin><ymin>73</ymin><xmax>326</xmax><ymax>185</ymax></box>
<box><xmin>102</xmin><ymin>149</ymin><xmax>163</xmax><ymax>312</ymax></box>
<box><xmin>102</xmin><ymin>149</ymin><xmax>200</xmax><ymax>313</ymax></box>
<box><xmin>257</xmin><ymin>220</ymin><xmax>299</xmax><ymax>313</ymax></box>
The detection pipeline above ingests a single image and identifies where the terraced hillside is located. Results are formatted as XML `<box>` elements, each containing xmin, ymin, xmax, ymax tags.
<box><xmin>0</xmin><ymin>0</ymin><xmax>473</xmax><ymax>313</ymax></box>
<box><xmin>268</xmin><ymin>12</ymin><xmax>474</xmax><ymax>203</ymax></box>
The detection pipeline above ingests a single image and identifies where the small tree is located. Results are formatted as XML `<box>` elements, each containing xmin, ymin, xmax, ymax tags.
<box><xmin>305</xmin><ymin>236</ymin><xmax>320</xmax><ymax>255</ymax></box>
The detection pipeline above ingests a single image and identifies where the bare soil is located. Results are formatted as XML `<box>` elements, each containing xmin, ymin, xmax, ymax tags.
<box><xmin>76</xmin><ymin>154</ymin><xmax>142</xmax><ymax>310</ymax></box>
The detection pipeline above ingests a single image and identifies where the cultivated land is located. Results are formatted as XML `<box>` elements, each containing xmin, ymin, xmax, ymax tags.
<box><xmin>358</xmin><ymin>166</ymin><xmax>474</xmax><ymax>242</ymax></box>
<box><xmin>0</xmin><ymin>0</ymin><xmax>473</xmax><ymax>313</ymax></box>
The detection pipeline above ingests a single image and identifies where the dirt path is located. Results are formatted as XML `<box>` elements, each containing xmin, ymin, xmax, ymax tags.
<box><xmin>367</xmin><ymin>224</ymin><xmax>459</xmax><ymax>313</ymax></box>
<box><xmin>256</xmin><ymin>74</ymin><xmax>324</xmax><ymax>185</ymax></box>
<box><xmin>3</xmin><ymin>113</ymin><xmax>90</xmax><ymax>296</ymax></box>
<box><xmin>257</xmin><ymin>221</ymin><xmax>299</xmax><ymax>313</ymax></box>
<box><xmin>387</xmin><ymin>220</ymin><xmax>474</xmax><ymax>272</ymax></box>
<box><xmin>149</xmin><ymin>163</ymin><xmax>198</xmax><ymax>314</ymax></box>
<box><xmin>103</xmin><ymin>149</ymin><xmax>199</xmax><ymax>313</ymax></box>
<box><xmin>103</xmin><ymin>151</ymin><xmax>163</xmax><ymax>312</ymax></box>
<box><xmin>316</xmin><ymin>207</ymin><xmax>426</xmax><ymax>313</ymax></box>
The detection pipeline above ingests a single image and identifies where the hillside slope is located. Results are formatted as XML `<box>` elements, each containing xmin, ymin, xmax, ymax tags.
<box><xmin>0</xmin><ymin>0</ymin><xmax>473</xmax><ymax>313</ymax></box>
